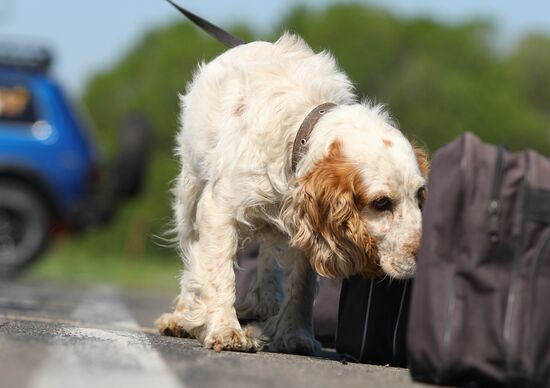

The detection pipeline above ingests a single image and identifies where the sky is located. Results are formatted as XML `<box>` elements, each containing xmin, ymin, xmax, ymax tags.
<box><xmin>0</xmin><ymin>0</ymin><xmax>549</xmax><ymax>95</ymax></box>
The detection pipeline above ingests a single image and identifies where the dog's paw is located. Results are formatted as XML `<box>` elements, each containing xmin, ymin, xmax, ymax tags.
<box><xmin>204</xmin><ymin>326</ymin><xmax>260</xmax><ymax>353</ymax></box>
<box><xmin>267</xmin><ymin>329</ymin><xmax>322</xmax><ymax>356</ymax></box>
<box><xmin>155</xmin><ymin>313</ymin><xmax>191</xmax><ymax>338</ymax></box>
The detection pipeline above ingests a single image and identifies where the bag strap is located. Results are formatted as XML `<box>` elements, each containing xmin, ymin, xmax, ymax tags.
<box><xmin>165</xmin><ymin>0</ymin><xmax>245</xmax><ymax>48</ymax></box>
<box><xmin>523</xmin><ymin>150</ymin><xmax>550</xmax><ymax>224</ymax></box>
<box><xmin>525</xmin><ymin>187</ymin><xmax>550</xmax><ymax>224</ymax></box>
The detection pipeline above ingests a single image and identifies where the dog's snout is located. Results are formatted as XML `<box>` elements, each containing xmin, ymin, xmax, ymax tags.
<box><xmin>403</xmin><ymin>240</ymin><xmax>420</xmax><ymax>260</ymax></box>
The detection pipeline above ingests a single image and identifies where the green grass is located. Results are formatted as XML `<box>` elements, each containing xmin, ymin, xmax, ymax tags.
<box><xmin>27</xmin><ymin>241</ymin><xmax>181</xmax><ymax>292</ymax></box>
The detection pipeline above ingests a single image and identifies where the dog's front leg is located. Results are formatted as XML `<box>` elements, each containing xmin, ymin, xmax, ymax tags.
<box><xmin>158</xmin><ymin>184</ymin><xmax>259</xmax><ymax>352</ymax></box>
<box><xmin>264</xmin><ymin>247</ymin><xmax>321</xmax><ymax>355</ymax></box>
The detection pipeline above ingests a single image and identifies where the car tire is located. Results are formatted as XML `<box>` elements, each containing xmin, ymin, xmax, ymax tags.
<box><xmin>113</xmin><ymin>114</ymin><xmax>152</xmax><ymax>198</ymax></box>
<box><xmin>0</xmin><ymin>180</ymin><xmax>50</xmax><ymax>277</ymax></box>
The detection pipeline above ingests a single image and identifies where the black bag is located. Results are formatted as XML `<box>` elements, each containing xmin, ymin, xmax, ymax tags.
<box><xmin>408</xmin><ymin>133</ymin><xmax>550</xmax><ymax>387</ymax></box>
<box><xmin>336</xmin><ymin>276</ymin><xmax>411</xmax><ymax>367</ymax></box>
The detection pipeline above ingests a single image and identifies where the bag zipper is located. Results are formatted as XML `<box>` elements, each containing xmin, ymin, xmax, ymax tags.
<box><xmin>488</xmin><ymin>145</ymin><xmax>506</xmax><ymax>243</ymax></box>
<box><xmin>439</xmin><ymin>134</ymin><xmax>468</xmax><ymax>382</ymax></box>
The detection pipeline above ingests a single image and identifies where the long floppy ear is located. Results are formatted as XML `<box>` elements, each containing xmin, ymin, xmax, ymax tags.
<box><xmin>282</xmin><ymin>141</ymin><xmax>379</xmax><ymax>278</ymax></box>
<box><xmin>413</xmin><ymin>143</ymin><xmax>430</xmax><ymax>179</ymax></box>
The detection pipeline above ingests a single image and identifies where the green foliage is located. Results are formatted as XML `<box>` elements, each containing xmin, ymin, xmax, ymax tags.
<box><xmin>508</xmin><ymin>34</ymin><xmax>550</xmax><ymax>115</ymax></box>
<box><xmin>83</xmin><ymin>23</ymin><xmax>255</xmax><ymax>152</ymax></box>
<box><xmin>30</xmin><ymin>242</ymin><xmax>180</xmax><ymax>291</ymax></box>
<box><xmin>276</xmin><ymin>4</ymin><xmax>548</xmax><ymax>151</ymax></box>
<box><xmin>35</xmin><ymin>3</ymin><xmax>550</xmax><ymax>286</ymax></box>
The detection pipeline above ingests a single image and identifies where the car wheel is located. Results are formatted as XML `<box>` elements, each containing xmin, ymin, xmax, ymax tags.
<box><xmin>113</xmin><ymin>114</ymin><xmax>152</xmax><ymax>198</ymax></box>
<box><xmin>0</xmin><ymin>180</ymin><xmax>50</xmax><ymax>277</ymax></box>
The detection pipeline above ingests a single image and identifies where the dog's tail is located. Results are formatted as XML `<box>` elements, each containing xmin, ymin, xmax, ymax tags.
<box><xmin>165</xmin><ymin>0</ymin><xmax>245</xmax><ymax>48</ymax></box>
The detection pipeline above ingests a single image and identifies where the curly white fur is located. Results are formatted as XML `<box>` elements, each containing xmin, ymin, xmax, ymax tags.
<box><xmin>156</xmin><ymin>33</ymin><xmax>427</xmax><ymax>354</ymax></box>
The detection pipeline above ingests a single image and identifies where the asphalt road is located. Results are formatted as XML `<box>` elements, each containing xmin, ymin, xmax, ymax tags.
<box><xmin>0</xmin><ymin>281</ymin><xmax>431</xmax><ymax>388</ymax></box>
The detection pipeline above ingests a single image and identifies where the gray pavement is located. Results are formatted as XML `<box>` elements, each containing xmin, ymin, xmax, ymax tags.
<box><xmin>0</xmin><ymin>281</ymin><xmax>430</xmax><ymax>388</ymax></box>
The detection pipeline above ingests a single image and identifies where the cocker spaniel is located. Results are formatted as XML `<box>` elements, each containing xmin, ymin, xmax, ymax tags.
<box><xmin>156</xmin><ymin>33</ymin><xmax>429</xmax><ymax>355</ymax></box>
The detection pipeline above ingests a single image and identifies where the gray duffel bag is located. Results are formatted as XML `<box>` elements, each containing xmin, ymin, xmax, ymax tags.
<box><xmin>408</xmin><ymin>132</ymin><xmax>550</xmax><ymax>387</ymax></box>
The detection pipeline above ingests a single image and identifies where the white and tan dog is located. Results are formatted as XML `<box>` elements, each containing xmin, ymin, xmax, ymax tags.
<box><xmin>156</xmin><ymin>33</ymin><xmax>429</xmax><ymax>355</ymax></box>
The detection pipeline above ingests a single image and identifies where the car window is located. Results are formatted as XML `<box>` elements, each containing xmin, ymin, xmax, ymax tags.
<box><xmin>0</xmin><ymin>84</ymin><xmax>37</xmax><ymax>124</ymax></box>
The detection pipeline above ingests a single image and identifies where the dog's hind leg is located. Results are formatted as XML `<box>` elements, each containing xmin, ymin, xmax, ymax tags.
<box><xmin>172</xmin><ymin>182</ymin><xmax>259</xmax><ymax>352</ymax></box>
<box><xmin>236</xmin><ymin>232</ymin><xmax>285</xmax><ymax>322</ymax></box>
<box><xmin>264</xmin><ymin>247</ymin><xmax>321</xmax><ymax>355</ymax></box>
<box><xmin>156</xmin><ymin>166</ymin><xmax>202</xmax><ymax>339</ymax></box>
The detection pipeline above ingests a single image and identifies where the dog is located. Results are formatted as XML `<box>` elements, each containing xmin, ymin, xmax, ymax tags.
<box><xmin>156</xmin><ymin>33</ymin><xmax>429</xmax><ymax>355</ymax></box>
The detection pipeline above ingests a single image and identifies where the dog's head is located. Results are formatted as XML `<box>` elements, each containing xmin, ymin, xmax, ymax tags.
<box><xmin>283</xmin><ymin>104</ymin><xmax>429</xmax><ymax>279</ymax></box>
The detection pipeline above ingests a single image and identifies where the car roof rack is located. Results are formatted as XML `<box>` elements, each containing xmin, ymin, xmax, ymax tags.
<box><xmin>0</xmin><ymin>42</ymin><xmax>53</xmax><ymax>73</ymax></box>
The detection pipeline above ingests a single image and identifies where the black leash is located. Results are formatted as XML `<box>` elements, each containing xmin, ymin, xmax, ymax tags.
<box><xmin>165</xmin><ymin>0</ymin><xmax>245</xmax><ymax>48</ymax></box>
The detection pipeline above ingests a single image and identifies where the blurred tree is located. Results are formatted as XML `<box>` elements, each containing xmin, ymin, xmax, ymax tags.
<box><xmin>276</xmin><ymin>4</ymin><xmax>548</xmax><ymax>151</ymax></box>
<box><xmin>508</xmin><ymin>34</ymin><xmax>550</xmax><ymax>117</ymax></box>
<box><xmin>77</xmin><ymin>3</ymin><xmax>550</xmax><ymax>262</ymax></box>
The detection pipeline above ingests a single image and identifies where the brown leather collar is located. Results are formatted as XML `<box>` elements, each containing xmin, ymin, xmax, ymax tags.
<box><xmin>291</xmin><ymin>102</ymin><xmax>337</xmax><ymax>174</ymax></box>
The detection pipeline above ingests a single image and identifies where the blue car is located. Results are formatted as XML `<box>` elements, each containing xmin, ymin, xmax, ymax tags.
<box><xmin>0</xmin><ymin>45</ymin><xmax>150</xmax><ymax>275</ymax></box>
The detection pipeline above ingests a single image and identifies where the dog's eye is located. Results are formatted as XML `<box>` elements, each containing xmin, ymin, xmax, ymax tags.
<box><xmin>417</xmin><ymin>187</ymin><xmax>426</xmax><ymax>209</ymax></box>
<box><xmin>371</xmin><ymin>197</ymin><xmax>393</xmax><ymax>212</ymax></box>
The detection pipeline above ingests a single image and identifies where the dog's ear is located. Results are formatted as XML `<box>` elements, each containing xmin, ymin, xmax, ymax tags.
<box><xmin>282</xmin><ymin>141</ymin><xmax>379</xmax><ymax>278</ymax></box>
<box><xmin>413</xmin><ymin>143</ymin><xmax>430</xmax><ymax>179</ymax></box>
